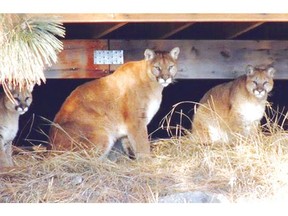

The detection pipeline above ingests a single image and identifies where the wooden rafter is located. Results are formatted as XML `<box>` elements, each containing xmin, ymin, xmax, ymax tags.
<box><xmin>225</xmin><ymin>22</ymin><xmax>265</xmax><ymax>39</ymax></box>
<box><xmin>159</xmin><ymin>23</ymin><xmax>195</xmax><ymax>39</ymax></box>
<box><xmin>29</xmin><ymin>13</ymin><xmax>288</xmax><ymax>23</ymax></box>
<box><xmin>92</xmin><ymin>22</ymin><xmax>127</xmax><ymax>38</ymax></box>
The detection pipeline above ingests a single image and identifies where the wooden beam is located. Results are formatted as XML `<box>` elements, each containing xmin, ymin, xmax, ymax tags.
<box><xmin>109</xmin><ymin>40</ymin><xmax>288</xmax><ymax>80</ymax></box>
<box><xmin>46</xmin><ymin>39</ymin><xmax>288</xmax><ymax>80</ymax></box>
<box><xmin>29</xmin><ymin>13</ymin><xmax>288</xmax><ymax>23</ymax></box>
<box><xmin>45</xmin><ymin>40</ymin><xmax>110</xmax><ymax>78</ymax></box>
<box><xmin>159</xmin><ymin>23</ymin><xmax>195</xmax><ymax>39</ymax></box>
<box><xmin>225</xmin><ymin>22</ymin><xmax>264</xmax><ymax>39</ymax></box>
<box><xmin>92</xmin><ymin>23</ymin><xmax>127</xmax><ymax>38</ymax></box>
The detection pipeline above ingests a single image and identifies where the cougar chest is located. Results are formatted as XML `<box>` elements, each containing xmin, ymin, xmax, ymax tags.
<box><xmin>238</xmin><ymin>101</ymin><xmax>265</xmax><ymax>123</ymax></box>
<box><xmin>146</xmin><ymin>97</ymin><xmax>161</xmax><ymax>124</ymax></box>
<box><xmin>1</xmin><ymin>120</ymin><xmax>19</xmax><ymax>143</ymax></box>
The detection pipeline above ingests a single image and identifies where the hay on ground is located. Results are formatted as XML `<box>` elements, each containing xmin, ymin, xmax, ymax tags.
<box><xmin>1</xmin><ymin>105</ymin><xmax>288</xmax><ymax>203</ymax></box>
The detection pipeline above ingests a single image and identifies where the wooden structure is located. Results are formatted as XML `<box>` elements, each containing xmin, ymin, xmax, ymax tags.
<box><xmin>36</xmin><ymin>13</ymin><xmax>288</xmax><ymax>79</ymax></box>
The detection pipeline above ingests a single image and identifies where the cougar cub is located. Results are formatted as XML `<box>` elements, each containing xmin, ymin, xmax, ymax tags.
<box><xmin>0</xmin><ymin>85</ymin><xmax>33</xmax><ymax>168</ymax></box>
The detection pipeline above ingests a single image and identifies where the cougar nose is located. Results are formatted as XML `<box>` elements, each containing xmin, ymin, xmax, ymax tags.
<box><xmin>162</xmin><ymin>75</ymin><xmax>170</xmax><ymax>81</ymax></box>
<box><xmin>256</xmin><ymin>89</ymin><xmax>262</xmax><ymax>93</ymax></box>
<box><xmin>256</xmin><ymin>87</ymin><xmax>265</xmax><ymax>93</ymax></box>
<box><xmin>16</xmin><ymin>104</ymin><xmax>28</xmax><ymax>114</ymax></box>
<box><xmin>254</xmin><ymin>88</ymin><xmax>266</xmax><ymax>98</ymax></box>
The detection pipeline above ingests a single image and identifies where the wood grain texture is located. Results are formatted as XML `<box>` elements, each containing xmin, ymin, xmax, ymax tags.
<box><xmin>110</xmin><ymin>40</ymin><xmax>288</xmax><ymax>79</ymax></box>
<box><xmin>45</xmin><ymin>40</ymin><xmax>110</xmax><ymax>78</ymax></box>
<box><xmin>46</xmin><ymin>39</ymin><xmax>288</xmax><ymax>79</ymax></box>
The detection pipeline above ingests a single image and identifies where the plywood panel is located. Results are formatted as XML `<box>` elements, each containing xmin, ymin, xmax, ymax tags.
<box><xmin>110</xmin><ymin>40</ymin><xmax>288</xmax><ymax>79</ymax></box>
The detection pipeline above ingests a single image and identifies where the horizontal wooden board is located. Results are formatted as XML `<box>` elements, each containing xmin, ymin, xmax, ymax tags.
<box><xmin>31</xmin><ymin>13</ymin><xmax>288</xmax><ymax>23</ymax></box>
<box><xmin>45</xmin><ymin>40</ymin><xmax>110</xmax><ymax>78</ymax></box>
<box><xmin>45</xmin><ymin>39</ymin><xmax>288</xmax><ymax>80</ymax></box>
<box><xmin>110</xmin><ymin>40</ymin><xmax>288</xmax><ymax>80</ymax></box>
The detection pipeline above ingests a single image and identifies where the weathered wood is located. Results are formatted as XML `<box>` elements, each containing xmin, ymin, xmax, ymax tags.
<box><xmin>29</xmin><ymin>13</ymin><xmax>288</xmax><ymax>23</ymax></box>
<box><xmin>109</xmin><ymin>40</ymin><xmax>288</xmax><ymax>79</ymax></box>
<box><xmin>45</xmin><ymin>69</ymin><xmax>110</xmax><ymax>79</ymax></box>
<box><xmin>46</xmin><ymin>39</ymin><xmax>288</xmax><ymax>80</ymax></box>
<box><xmin>45</xmin><ymin>40</ymin><xmax>110</xmax><ymax>78</ymax></box>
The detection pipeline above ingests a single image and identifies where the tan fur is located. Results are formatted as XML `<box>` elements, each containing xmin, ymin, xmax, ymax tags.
<box><xmin>0</xmin><ymin>86</ymin><xmax>33</xmax><ymax>168</ymax></box>
<box><xmin>192</xmin><ymin>65</ymin><xmax>275</xmax><ymax>143</ymax></box>
<box><xmin>49</xmin><ymin>47</ymin><xmax>180</xmax><ymax>159</ymax></box>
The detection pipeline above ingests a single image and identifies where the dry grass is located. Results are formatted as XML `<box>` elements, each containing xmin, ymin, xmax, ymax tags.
<box><xmin>1</xmin><ymin>105</ymin><xmax>288</xmax><ymax>203</ymax></box>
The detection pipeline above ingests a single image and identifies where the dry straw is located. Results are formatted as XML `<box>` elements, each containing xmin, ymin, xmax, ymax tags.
<box><xmin>1</xmin><ymin>103</ymin><xmax>288</xmax><ymax>203</ymax></box>
<box><xmin>0</xmin><ymin>14</ymin><xmax>65</xmax><ymax>101</ymax></box>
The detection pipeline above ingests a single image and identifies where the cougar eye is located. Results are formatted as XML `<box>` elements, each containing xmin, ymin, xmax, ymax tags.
<box><xmin>154</xmin><ymin>66</ymin><xmax>161</xmax><ymax>71</ymax></box>
<box><xmin>263</xmin><ymin>81</ymin><xmax>268</xmax><ymax>86</ymax></box>
<box><xmin>168</xmin><ymin>65</ymin><xmax>174</xmax><ymax>71</ymax></box>
<box><xmin>253</xmin><ymin>81</ymin><xmax>257</xmax><ymax>85</ymax></box>
<box><xmin>13</xmin><ymin>97</ymin><xmax>20</xmax><ymax>103</ymax></box>
<box><xmin>25</xmin><ymin>97</ymin><xmax>30</xmax><ymax>102</ymax></box>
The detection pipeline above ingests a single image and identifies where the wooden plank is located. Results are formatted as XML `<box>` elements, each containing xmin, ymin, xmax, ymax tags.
<box><xmin>29</xmin><ymin>13</ymin><xmax>288</xmax><ymax>23</ymax></box>
<box><xmin>92</xmin><ymin>23</ymin><xmax>128</xmax><ymax>38</ymax></box>
<box><xmin>109</xmin><ymin>40</ymin><xmax>288</xmax><ymax>80</ymax></box>
<box><xmin>45</xmin><ymin>40</ymin><xmax>110</xmax><ymax>78</ymax></box>
<box><xmin>159</xmin><ymin>23</ymin><xmax>195</xmax><ymax>39</ymax></box>
<box><xmin>46</xmin><ymin>39</ymin><xmax>288</xmax><ymax>79</ymax></box>
<box><xmin>225</xmin><ymin>22</ymin><xmax>264</xmax><ymax>39</ymax></box>
<box><xmin>45</xmin><ymin>69</ymin><xmax>110</xmax><ymax>79</ymax></box>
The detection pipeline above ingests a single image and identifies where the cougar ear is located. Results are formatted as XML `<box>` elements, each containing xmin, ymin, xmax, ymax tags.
<box><xmin>170</xmin><ymin>47</ymin><xmax>180</xmax><ymax>60</ymax></box>
<box><xmin>267</xmin><ymin>67</ymin><xmax>276</xmax><ymax>78</ymax></box>
<box><xmin>246</xmin><ymin>65</ymin><xmax>254</xmax><ymax>76</ymax></box>
<box><xmin>144</xmin><ymin>49</ymin><xmax>156</xmax><ymax>61</ymax></box>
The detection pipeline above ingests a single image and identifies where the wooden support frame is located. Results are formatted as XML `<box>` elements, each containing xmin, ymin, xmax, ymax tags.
<box><xmin>158</xmin><ymin>23</ymin><xmax>195</xmax><ymax>39</ymax></box>
<box><xmin>225</xmin><ymin>22</ymin><xmax>264</xmax><ymax>39</ymax></box>
<box><xmin>92</xmin><ymin>23</ymin><xmax>128</xmax><ymax>38</ymax></box>
<box><xmin>45</xmin><ymin>39</ymin><xmax>288</xmax><ymax>80</ymax></box>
